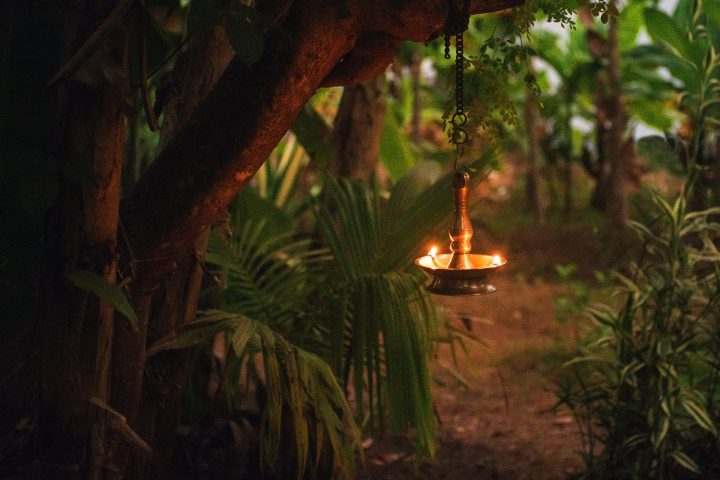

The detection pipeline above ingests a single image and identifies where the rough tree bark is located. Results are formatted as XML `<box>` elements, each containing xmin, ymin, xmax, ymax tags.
<box><xmin>604</xmin><ymin>0</ymin><xmax>626</xmax><ymax>229</ymax></box>
<box><xmin>38</xmin><ymin>0</ymin><xmax>523</xmax><ymax>478</ymax></box>
<box><xmin>331</xmin><ymin>75</ymin><xmax>387</xmax><ymax>181</ymax></box>
<box><xmin>121</xmin><ymin>23</ymin><xmax>236</xmax><ymax>480</ymax></box>
<box><xmin>580</xmin><ymin>5</ymin><xmax>627</xmax><ymax>228</ymax></box>
<box><xmin>524</xmin><ymin>88</ymin><xmax>546</xmax><ymax>224</ymax></box>
<box><xmin>38</xmin><ymin>0</ymin><xmax>128</xmax><ymax>477</ymax></box>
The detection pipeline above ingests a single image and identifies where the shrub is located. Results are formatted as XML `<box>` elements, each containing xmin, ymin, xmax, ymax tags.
<box><xmin>557</xmin><ymin>193</ymin><xmax>720</xmax><ymax>479</ymax></box>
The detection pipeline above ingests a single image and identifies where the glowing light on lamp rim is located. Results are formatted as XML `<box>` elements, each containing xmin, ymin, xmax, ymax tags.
<box><xmin>492</xmin><ymin>255</ymin><xmax>501</xmax><ymax>266</ymax></box>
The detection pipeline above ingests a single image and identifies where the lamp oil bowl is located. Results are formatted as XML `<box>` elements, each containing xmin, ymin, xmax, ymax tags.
<box><xmin>415</xmin><ymin>171</ymin><xmax>507</xmax><ymax>296</ymax></box>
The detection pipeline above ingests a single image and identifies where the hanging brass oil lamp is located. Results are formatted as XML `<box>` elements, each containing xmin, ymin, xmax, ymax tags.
<box><xmin>415</xmin><ymin>2</ymin><xmax>507</xmax><ymax>296</ymax></box>
<box><xmin>415</xmin><ymin>170</ymin><xmax>506</xmax><ymax>295</ymax></box>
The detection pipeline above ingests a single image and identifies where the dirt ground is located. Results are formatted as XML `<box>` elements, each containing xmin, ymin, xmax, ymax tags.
<box><xmin>361</xmin><ymin>275</ymin><xmax>584</xmax><ymax>480</ymax></box>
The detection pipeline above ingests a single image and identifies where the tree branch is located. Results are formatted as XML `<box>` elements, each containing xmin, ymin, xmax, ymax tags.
<box><xmin>367</xmin><ymin>0</ymin><xmax>524</xmax><ymax>42</ymax></box>
<box><xmin>120</xmin><ymin>0</ymin><xmax>525</xmax><ymax>283</ymax></box>
<box><xmin>121</xmin><ymin>0</ymin><xmax>356</xmax><ymax>273</ymax></box>
<box><xmin>321</xmin><ymin>32</ymin><xmax>401</xmax><ymax>87</ymax></box>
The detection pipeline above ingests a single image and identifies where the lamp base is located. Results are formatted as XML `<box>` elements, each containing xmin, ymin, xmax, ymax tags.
<box><xmin>415</xmin><ymin>253</ymin><xmax>505</xmax><ymax>297</ymax></box>
<box><xmin>427</xmin><ymin>273</ymin><xmax>496</xmax><ymax>296</ymax></box>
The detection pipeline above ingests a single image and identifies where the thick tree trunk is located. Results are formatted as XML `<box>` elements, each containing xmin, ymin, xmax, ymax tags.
<box><xmin>331</xmin><ymin>75</ymin><xmax>387</xmax><ymax>181</ymax></box>
<box><xmin>581</xmin><ymin>3</ymin><xmax>626</xmax><ymax>227</ymax></box>
<box><xmin>38</xmin><ymin>1</ymin><xmax>128</xmax><ymax>477</ymax></box>
<box><xmin>604</xmin><ymin>1</ymin><xmax>626</xmax><ymax>229</ymax></box>
<box><xmin>108</xmin><ymin>8</ymin><xmax>356</xmax><ymax>475</ymax></box>
<box><xmin>124</xmin><ymin>25</ymin><xmax>235</xmax><ymax>480</ymax></box>
<box><xmin>524</xmin><ymin>89</ymin><xmax>545</xmax><ymax>224</ymax></box>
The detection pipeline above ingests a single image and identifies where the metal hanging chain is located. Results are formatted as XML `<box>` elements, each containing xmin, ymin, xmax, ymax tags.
<box><xmin>444</xmin><ymin>0</ymin><xmax>470</xmax><ymax>173</ymax></box>
<box><xmin>443</xmin><ymin>0</ymin><xmax>469</xmax><ymax>58</ymax></box>
<box><xmin>451</xmin><ymin>29</ymin><xmax>468</xmax><ymax>174</ymax></box>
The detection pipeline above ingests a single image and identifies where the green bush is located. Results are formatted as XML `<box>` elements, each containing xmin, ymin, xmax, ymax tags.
<box><xmin>557</xmin><ymin>192</ymin><xmax>720</xmax><ymax>479</ymax></box>
<box><xmin>145</xmin><ymin>164</ymin><xmax>477</xmax><ymax>478</ymax></box>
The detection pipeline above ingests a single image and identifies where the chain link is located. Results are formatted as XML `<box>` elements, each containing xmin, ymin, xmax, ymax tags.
<box><xmin>455</xmin><ymin>31</ymin><xmax>464</xmax><ymax>116</ymax></box>
<box><xmin>444</xmin><ymin>0</ymin><xmax>470</xmax><ymax>172</ymax></box>
<box><xmin>450</xmin><ymin>28</ymin><xmax>468</xmax><ymax>164</ymax></box>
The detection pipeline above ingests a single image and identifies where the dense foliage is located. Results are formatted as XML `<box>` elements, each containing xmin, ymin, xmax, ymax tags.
<box><xmin>2</xmin><ymin>0</ymin><xmax>720</xmax><ymax>478</ymax></box>
<box><xmin>559</xmin><ymin>194</ymin><xmax>720</xmax><ymax>478</ymax></box>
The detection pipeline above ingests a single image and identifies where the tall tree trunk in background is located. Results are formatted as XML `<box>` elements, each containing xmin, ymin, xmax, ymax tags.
<box><xmin>582</xmin><ymin>4</ymin><xmax>627</xmax><ymax>228</ymax></box>
<box><xmin>563</xmin><ymin>154</ymin><xmax>573</xmax><ymax>215</ymax></box>
<box><xmin>120</xmin><ymin>25</ymin><xmax>235</xmax><ymax>480</ymax></box>
<box><xmin>524</xmin><ymin>89</ymin><xmax>546</xmax><ymax>225</ymax></box>
<box><xmin>410</xmin><ymin>47</ymin><xmax>422</xmax><ymax>143</ymax></box>
<box><xmin>604</xmin><ymin>1</ymin><xmax>626</xmax><ymax>229</ymax></box>
<box><xmin>561</xmin><ymin>100</ymin><xmax>573</xmax><ymax>216</ymax></box>
<box><xmin>38</xmin><ymin>1</ymin><xmax>128</xmax><ymax>477</ymax></box>
<box><xmin>331</xmin><ymin>75</ymin><xmax>386</xmax><ymax>182</ymax></box>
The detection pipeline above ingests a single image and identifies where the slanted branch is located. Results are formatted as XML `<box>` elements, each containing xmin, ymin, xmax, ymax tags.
<box><xmin>120</xmin><ymin>0</ymin><xmax>524</xmax><ymax>283</ymax></box>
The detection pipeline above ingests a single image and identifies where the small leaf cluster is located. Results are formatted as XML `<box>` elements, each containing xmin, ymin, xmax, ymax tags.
<box><xmin>588</xmin><ymin>0</ymin><xmax>619</xmax><ymax>25</ymax></box>
<box><xmin>445</xmin><ymin>0</ymin><xmax>607</xmax><ymax>146</ymax></box>
<box><xmin>515</xmin><ymin>0</ymin><xmax>581</xmax><ymax>35</ymax></box>
<box><xmin>447</xmin><ymin>35</ymin><xmax>539</xmax><ymax>145</ymax></box>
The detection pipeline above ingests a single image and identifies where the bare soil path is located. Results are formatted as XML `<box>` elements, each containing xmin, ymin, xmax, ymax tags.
<box><xmin>362</xmin><ymin>276</ymin><xmax>584</xmax><ymax>480</ymax></box>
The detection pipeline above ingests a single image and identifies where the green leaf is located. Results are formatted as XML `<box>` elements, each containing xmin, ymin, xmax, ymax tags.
<box><xmin>682</xmin><ymin>398</ymin><xmax>717</xmax><ymax>434</ymax></box>
<box><xmin>619</xmin><ymin>1</ymin><xmax>644</xmax><ymax>47</ymax></box>
<box><xmin>226</xmin><ymin>13</ymin><xmax>264</xmax><ymax>66</ymax></box>
<box><xmin>231</xmin><ymin>317</ymin><xmax>256</xmax><ymax>357</ymax></box>
<box><xmin>146</xmin><ymin>312</ymin><xmax>235</xmax><ymax>355</ymax></box>
<box><xmin>706</xmin><ymin>0</ymin><xmax>720</xmax><ymax>28</ymax></box>
<box><xmin>380</xmin><ymin>110</ymin><xmax>417</xmax><ymax>181</ymax></box>
<box><xmin>644</xmin><ymin>8</ymin><xmax>692</xmax><ymax>61</ymax></box>
<box><xmin>671</xmin><ymin>450</ymin><xmax>701</xmax><ymax>474</ymax></box>
<box><xmin>229</xmin><ymin>188</ymin><xmax>292</xmax><ymax>239</ymax></box>
<box><xmin>653</xmin><ymin>415</ymin><xmax>670</xmax><ymax>447</ymax></box>
<box><xmin>626</xmin><ymin>99</ymin><xmax>675</xmax><ymax>132</ymax></box>
<box><xmin>624</xmin><ymin>44</ymin><xmax>699</xmax><ymax>91</ymax></box>
<box><xmin>64</xmin><ymin>270</ymin><xmax>138</xmax><ymax>331</ymax></box>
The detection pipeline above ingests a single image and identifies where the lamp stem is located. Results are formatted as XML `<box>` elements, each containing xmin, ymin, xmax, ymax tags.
<box><xmin>447</xmin><ymin>171</ymin><xmax>474</xmax><ymax>269</ymax></box>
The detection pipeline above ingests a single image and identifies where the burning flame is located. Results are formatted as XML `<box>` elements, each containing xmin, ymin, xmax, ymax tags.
<box><xmin>428</xmin><ymin>246</ymin><xmax>438</xmax><ymax>259</ymax></box>
<box><xmin>492</xmin><ymin>255</ymin><xmax>502</xmax><ymax>266</ymax></box>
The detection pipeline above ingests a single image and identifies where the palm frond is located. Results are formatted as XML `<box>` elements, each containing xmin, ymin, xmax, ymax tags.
<box><xmin>254</xmin><ymin>132</ymin><xmax>311</xmax><ymax>215</ymax></box>
<box><xmin>148</xmin><ymin>310</ymin><xmax>361</xmax><ymax>479</ymax></box>
<box><xmin>206</xmin><ymin>222</ymin><xmax>328</xmax><ymax>337</ymax></box>
<box><xmin>315</xmin><ymin>170</ymin><xmax>465</xmax><ymax>458</ymax></box>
